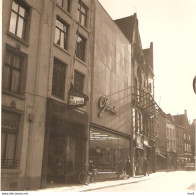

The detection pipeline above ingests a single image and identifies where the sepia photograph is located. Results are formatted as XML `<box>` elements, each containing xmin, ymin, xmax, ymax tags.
<box><xmin>1</xmin><ymin>0</ymin><xmax>196</xmax><ymax>193</ymax></box>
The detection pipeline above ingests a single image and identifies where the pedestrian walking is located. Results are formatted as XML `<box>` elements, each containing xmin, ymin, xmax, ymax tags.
<box><xmin>143</xmin><ymin>158</ymin><xmax>150</xmax><ymax>176</ymax></box>
<box><xmin>126</xmin><ymin>157</ymin><xmax>132</xmax><ymax>177</ymax></box>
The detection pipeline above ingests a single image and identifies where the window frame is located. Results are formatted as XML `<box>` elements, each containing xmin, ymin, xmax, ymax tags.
<box><xmin>52</xmin><ymin>58</ymin><xmax>67</xmax><ymax>99</ymax></box>
<box><xmin>3</xmin><ymin>45</ymin><xmax>27</xmax><ymax>95</ymax></box>
<box><xmin>54</xmin><ymin>16</ymin><xmax>69</xmax><ymax>50</ymax></box>
<box><xmin>8</xmin><ymin>0</ymin><xmax>29</xmax><ymax>41</ymax></box>
<box><xmin>77</xmin><ymin>0</ymin><xmax>88</xmax><ymax>27</ymax></box>
<box><xmin>1</xmin><ymin>109</ymin><xmax>21</xmax><ymax>169</ymax></box>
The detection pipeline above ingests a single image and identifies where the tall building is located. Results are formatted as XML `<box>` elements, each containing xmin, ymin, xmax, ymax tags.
<box><xmin>2</xmin><ymin>0</ymin><xmax>92</xmax><ymax>190</ymax></box>
<box><xmin>115</xmin><ymin>14</ymin><xmax>160</xmax><ymax>175</ymax></box>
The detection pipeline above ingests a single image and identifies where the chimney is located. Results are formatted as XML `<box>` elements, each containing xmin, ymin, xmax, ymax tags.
<box><xmin>184</xmin><ymin>109</ymin><xmax>187</xmax><ymax>116</ymax></box>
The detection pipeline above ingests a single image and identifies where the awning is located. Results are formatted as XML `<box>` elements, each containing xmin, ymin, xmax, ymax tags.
<box><xmin>157</xmin><ymin>153</ymin><xmax>166</xmax><ymax>159</ymax></box>
<box><xmin>132</xmin><ymin>87</ymin><xmax>161</xmax><ymax>117</ymax></box>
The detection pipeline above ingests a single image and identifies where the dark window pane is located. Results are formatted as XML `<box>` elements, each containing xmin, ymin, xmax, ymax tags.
<box><xmin>52</xmin><ymin>59</ymin><xmax>66</xmax><ymax>99</ymax></box>
<box><xmin>4</xmin><ymin>49</ymin><xmax>23</xmax><ymax>94</ymax></box>
<box><xmin>11</xmin><ymin>69</ymin><xmax>20</xmax><ymax>93</ymax></box>
<box><xmin>1</xmin><ymin>110</ymin><xmax>20</xmax><ymax>169</ymax></box>
<box><xmin>76</xmin><ymin>35</ymin><xmax>85</xmax><ymax>61</ymax></box>
<box><xmin>5</xmin><ymin>134</ymin><xmax>16</xmax><ymax>160</ymax></box>
<box><xmin>74</xmin><ymin>71</ymin><xmax>84</xmax><ymax>93</ymax></box>
<box><xmin>3</xmin><ymin>66</ymin><xmax>11</xmax><ymax>90</ymax></box>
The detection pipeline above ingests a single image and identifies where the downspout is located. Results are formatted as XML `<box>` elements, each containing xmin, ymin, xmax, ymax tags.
<box><xmin>87</xmin><ymin>0</ymin><xmax>96</xmax><ymax>172</ymax></box>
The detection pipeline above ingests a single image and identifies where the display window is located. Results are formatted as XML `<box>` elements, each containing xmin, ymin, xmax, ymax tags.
<box><xmin>89</xmin><ymin>128</ymin><xmax>130</xmax><ymax>172</ymax></box>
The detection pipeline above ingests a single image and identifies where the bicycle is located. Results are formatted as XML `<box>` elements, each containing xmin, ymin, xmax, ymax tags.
<box><xmin>78</xmin><ymin>165</ymin><xmax>99</xmax><ymax>185</ymax></box>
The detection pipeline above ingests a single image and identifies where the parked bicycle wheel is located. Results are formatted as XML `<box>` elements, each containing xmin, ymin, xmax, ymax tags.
<box><xmin>79</xmin><ymin>171</ymin><xmax>91</xmax><ymax>185</ymax></box>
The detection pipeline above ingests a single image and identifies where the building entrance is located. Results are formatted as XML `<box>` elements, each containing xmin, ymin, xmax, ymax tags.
<box><xmin>46</xmin><ymin>118</ymin><xmax>85</xmax><ymax>184</ymax></box>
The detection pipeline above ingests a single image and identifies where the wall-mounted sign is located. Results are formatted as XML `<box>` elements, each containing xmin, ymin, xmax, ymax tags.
<box><xmin>69</xmin><ymin>95</ymin><xmax>85</xmax><ymax>106</ymax></box>
<box><xmin>98</xmin><ymin>96</ymin><xmax>117</xmax><ymax>117</ymax></box>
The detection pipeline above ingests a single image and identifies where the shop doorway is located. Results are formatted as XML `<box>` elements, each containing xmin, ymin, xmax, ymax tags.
<box><xmin>46</xmin><ymin>120</ymin><xmax>85</xmax><ymax>185</ymax></box>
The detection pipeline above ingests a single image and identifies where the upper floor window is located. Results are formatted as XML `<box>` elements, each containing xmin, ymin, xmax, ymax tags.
<box><xmin>52</xmin><ymin>58</ymin><xmax>66</xmax><ymax>99</ymax></box>
<box><xmin>3</xmin><ymin>47</ymin><xmax>26</xmax><ymax>94</ymax></box>
<box><xmin>55</xmin><ymin>17</ymin><xmax>69</xmax><ymax>50</ymax></box>
<box><xmin>74</xmin><ymin>70</ymin><xmax>84</xmax><ymax>93</ymax></box>
<box><xmin>77</xmin><ymin>0</ymin><xmax>88</xmax><ymax>27</ymax></box>
<box><xmin>9</xmin><ymin>0</ymin><xmax>29</xmax><ymax>40</ymax></box>
<box><xmin>56</xmin><ymin>0</ymin><xmax>71</xmax><ymax>13</ymax></box>
<box><xmin>76</xmin><ymin>34</ymin><xmax>86</xmax><ymax>61</ymax></box>
<box><xmin>1</xmin><ymin>110</ymin><xmax>20</xmax><ymax>169</ymax></box>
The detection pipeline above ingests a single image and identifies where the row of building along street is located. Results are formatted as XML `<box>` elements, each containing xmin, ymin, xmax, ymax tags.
<box><xmin>1</xmin><ymin>0</ymin><xmax>196</xmax><ymax>191</ymax></box>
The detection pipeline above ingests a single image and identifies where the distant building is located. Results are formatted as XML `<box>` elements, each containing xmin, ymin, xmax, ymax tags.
<box><xmin>155</xmin><ymin>110</ymin><xmax>167</xmax><ymax>171</ymax></box>
<box><xmin>166</xmin><ymin>114</ymin><xmax>177</xmax><ymax>170</ymax></box>
<box><xmin>190</xmin><ymin>119</ymin><xmax>196</xmax><ymax>163</ymax></box>
<box><xmin>175</xmin><ymin>124</ymin><xmax>185</xmax><ymax>169</ymax></box>
<box><xmin>173</xmin><ymin>110</ymin><xmax>192</xmax><ymax>165</ymax></box>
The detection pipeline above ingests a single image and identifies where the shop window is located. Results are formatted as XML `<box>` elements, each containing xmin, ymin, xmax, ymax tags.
<box><xmin>1</xmin><ymin>110</ymin><xmax>20</xmax><ymax>169</ymax></box>
<box><xmin>9</xmin><ymin>0</ymin><xmax>29</xmax><ymax>40</ymax></box>
<box><xmin>74</xmin><ymin>70</ymin><xmax>84</xmax><ymax>93</ymax></box>
<box><xmin>76</xmin><ymin>34</ymin><xmax>86</xmax><ymax>61</ymax></box>
<box><xmin>89</xmin><ymin>128</ymin><xmax>129</xmax><ymax>172</ymax></box>
<box><xmin>56</xmin><ymin>0</ymin><xmax>71</xmax><ymax>13</ymax></box>
<box><xmin>3</xmin><ymin>47</ymin><xmax>26</xmax><ymax>94</ymax></box>
<box><xmin>55</xmin><ymin>17</ymin><xmax>69</xmax><ymax>50</ymax></box>
<box><xmin>77</xmin><ymin>0</ymin><xmax>88</xmax><ymax>27</ymax></box>
<box><xmin>52</xmin><ymin>58</ymin><xmax>66</xmax><ymax>99</ymax></box>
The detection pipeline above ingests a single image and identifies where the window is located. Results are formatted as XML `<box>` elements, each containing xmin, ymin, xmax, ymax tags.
<box><xmin>56</xmin><ymin>0</ymin><xmax>71</xmax><ymax>13</ymax></box>
<box><xmin>76</xmin><ymin>34</ymin><xmax>86</xmax><ymax>61</ymax></box>
<box><xmin>74</xmin><ymin>70</ymin><xmax>84</xmax><ymax>93</ymax></box>
<box><xmin>77</xmin><ymin>0</ymin><xmax>88</xmax><ymax>27</ymax></box>
<box><xmin>52</xmin><ymin>58</ymin><xmax>66</xmax><ymax>99</ymax></box>
<box><xmin>9</xmin><ymin>0</ymin><xmax>28</xmax><ymax>40</ymax></box>
<box><xmin>3</xmin><ymin>47</ymin><xmax>26</xmax><ymax>94</ymax></box>
<box><xmin>1</xmin><ymin>110</ymin><xmax>20</xmax><ymax>169</ymax></box>
<box><xmin>55</xmin><ymin>17</ymin><xmax>69</xmax><ymax>50</ymax></box>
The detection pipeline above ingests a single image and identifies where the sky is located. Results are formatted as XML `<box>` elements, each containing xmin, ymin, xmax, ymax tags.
<box><xmin>98</xmin><ymin>0</ymin><xmax>196</xmax><ymax>123</ymax></box>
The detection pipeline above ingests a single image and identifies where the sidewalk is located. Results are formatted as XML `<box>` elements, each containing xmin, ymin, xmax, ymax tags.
<box><xmin>35</xmin><ymin>171</ymin><xmax>167</xmax><ymax>192</ymax></box>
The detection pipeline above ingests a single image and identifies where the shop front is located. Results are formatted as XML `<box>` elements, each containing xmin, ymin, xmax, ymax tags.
<box><xmin>41</xmin><ymin>98</ymin><xmax>88</xmax><ymax>187</ymax></box>
<box><xmin>134</xmin><ymin>135</ymin><xmax>144</xmax><ymax>175</ymax></box>
<box><xmin>89</xmin><ymin>124</ymin><xmax>130</xmax><ymax>173</ymax></box>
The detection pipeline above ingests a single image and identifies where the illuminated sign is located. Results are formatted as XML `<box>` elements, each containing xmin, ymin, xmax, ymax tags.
<box><xmin>69</xmin><ymin>95</ymin><xmax>85</xmax><ymax>106</ymax></box>
<box><xmin>98</xmin><ymin>96</ymin><xmax>117</xmax><ymax>117</ymax></box>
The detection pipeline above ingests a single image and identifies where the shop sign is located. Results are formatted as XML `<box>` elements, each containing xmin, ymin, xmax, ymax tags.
<box><xmin>98</xmin><ymin>96</ymin><xmax>117</xmax><ymax>117</ymax></box>
<box><xmin>69</xmin><ymin>95</ymin><xmax>85</xmax><ymax>106</ymax></box>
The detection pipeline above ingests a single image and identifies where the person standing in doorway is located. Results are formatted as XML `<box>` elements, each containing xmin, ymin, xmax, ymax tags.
<box><xmin>143</xmin><ymin>158</ymin><xmax>150</xmax><ymax>176</ymax></box>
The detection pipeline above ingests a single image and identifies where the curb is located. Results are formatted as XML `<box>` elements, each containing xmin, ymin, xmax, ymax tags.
<box><xmin>81</xmin><ymin>175</ymin><xmax>155</xmax><ymax>192</ymax></box>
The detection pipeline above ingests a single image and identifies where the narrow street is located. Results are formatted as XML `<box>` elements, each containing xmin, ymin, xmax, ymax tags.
<box><xmin>88</xmin><ymin>171</ymin><xmax>196</xmax><ymax>192</ymax></box>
